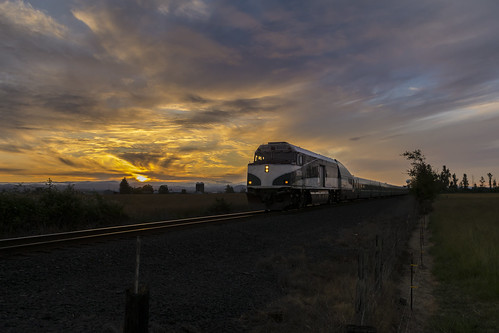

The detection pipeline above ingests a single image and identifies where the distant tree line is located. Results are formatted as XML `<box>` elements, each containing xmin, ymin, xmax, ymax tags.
<box><xmin>119</xmin><ymin>178</ymin><xmax>240</xmax><ymax>194</ymax></box>
<box><xmin>437</xmin><ymin>167</ymin><xmax>497</xmax><ymax>193</ymax></box>
<box><xmin>402</xmin><ymin>149</ymin><xmax>498</xmax><ymax>213</ymax></box>
<box><xmin>119</xmin><ymin>178</ymin><xmax>155</xmax><ymax>194</ymax></box>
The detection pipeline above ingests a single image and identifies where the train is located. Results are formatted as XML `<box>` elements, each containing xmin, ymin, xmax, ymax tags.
<box><xmin>246</xmin><ymin>142</ymin><xmax>408</xmax><ymax>210</ymax></box>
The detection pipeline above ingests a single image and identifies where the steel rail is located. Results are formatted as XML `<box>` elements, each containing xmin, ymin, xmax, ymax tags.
<box><xmin>0</xmin><ymin>210</ymin><xmax>266</xmax><ymax>256</ymax></box>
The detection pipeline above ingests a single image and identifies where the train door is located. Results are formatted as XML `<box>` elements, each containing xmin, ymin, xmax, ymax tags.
<box><xmin>319</xmin><ymin>165</ymin><xmax>326</xmax><ymax>187</ymax></box>
<box><xmin>337</xmin><ymin>165</ymin><xmax>342</xmax><ymax>190</ymax></box>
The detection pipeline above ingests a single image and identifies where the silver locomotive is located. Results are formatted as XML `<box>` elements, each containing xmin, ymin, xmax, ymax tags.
<box><xmin>247</xmin><ymin>142</ymin><xmax>407</xmax><ymax>209</ymax></box>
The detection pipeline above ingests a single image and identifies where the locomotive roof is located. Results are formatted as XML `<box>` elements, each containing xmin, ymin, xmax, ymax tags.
<box><xmin>260</xmin><ymin>142</ymin><xmax>341</xmax><ymax>165</ymax></box>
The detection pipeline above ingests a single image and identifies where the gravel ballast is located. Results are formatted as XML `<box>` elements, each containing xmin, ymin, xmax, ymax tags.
<box><xmin>0</xmin><ymin>196</ymin><xmax>416</xmax><ymax>332</ymax></box>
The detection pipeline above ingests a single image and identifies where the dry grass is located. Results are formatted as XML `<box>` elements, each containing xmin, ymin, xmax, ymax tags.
<box><xmin>241</xmin><ymin>249</ymin><xmax>357</xmax><ymax>332</ymax></box>
<box><xmin>239</xmin><ymin>216</ymin><xmax>415</xmax><ymax>333</ymax></box>
<box><xmin>103</xmin><ymin>193</ymin><xmax>251</xmax><ymax>222</ymax></box>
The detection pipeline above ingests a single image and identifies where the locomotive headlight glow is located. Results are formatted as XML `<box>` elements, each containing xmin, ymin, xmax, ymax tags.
<box><xmin>248</xmin><ymin>180</ymin><xmax>252</xmax><ymax>185</ymax></box>
<box><xmin>265</xmin><ymin>165</ymin><xmax>269</xmax><ymax>173</ymax></box>
<box><xmin>285</xmin><ymin>180</ymin><xmax>289</xmax><ymax>184</ymax></box>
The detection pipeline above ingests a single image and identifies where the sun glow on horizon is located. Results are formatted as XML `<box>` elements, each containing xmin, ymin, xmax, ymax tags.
<box><xmin>134</xmin><ymin>174</ymin><xmax>150</xmax><ymax>182</ymax></box>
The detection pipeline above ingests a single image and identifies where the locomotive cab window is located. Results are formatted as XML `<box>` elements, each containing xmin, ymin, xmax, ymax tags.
<box><xmin>254</xmin><ymin>153</ymin><xmax>265</xmax><ymax>162</ymax></box>
<box><xmin>272</xmin><ymin>151</ymin><xmax>295</xmax><ymax>164</ymax></box>
<box><xmin>253</xmin><ymin>150</ymin><xmax>296</xmax><ymax>164</ymax></box>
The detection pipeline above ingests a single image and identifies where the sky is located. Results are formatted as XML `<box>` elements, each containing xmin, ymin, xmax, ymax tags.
<box><xmin>1</xmin><ymin>0</ymin><xmax>499</xmax><ymax>186</ymax></box>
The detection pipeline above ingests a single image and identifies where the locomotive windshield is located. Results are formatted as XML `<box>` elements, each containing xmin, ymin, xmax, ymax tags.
<box><xmin>253</xmin><ymin>150</ymin><xmax>296</xmax><ymax>164</ymax></box>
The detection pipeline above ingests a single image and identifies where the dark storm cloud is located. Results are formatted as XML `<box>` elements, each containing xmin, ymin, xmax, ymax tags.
<box><xmin>42</xmin><ymin>93</ymin><xmax>98</xmax><ymax>115</ymax></box>
<box><xmin>177</xmin><ymin>140</ymin><xmax>221</xmax><ymax>153</ymax></box>
<box><xmin>0</xmin><ymin>168</ymin><xmax>26</xmax><ymax>173</ymax></box>
<box><xmin>184</xmin><ymin>94</ymin><xmax>209</xmax><ymax>105</ymax></box>
<box><xmin>118</xmin><ymin>152</ymin><xmax>163</xmax><ymax>168</ymax></box>
<box><xmin>58</xmin><ymin>157</ymin><xmax>76</xmax><ymax>167</ymax></box>
<box><xmin>0</xmin><ymin>145</ymin><xmax>23</xmax><ymax>153</ymax></box>
<box><xmin>159</xmin><ymin>156</ymin><xmax>181</xmax><ymax>169</ymax></box>
<box><xmin>173</xmin><ymin>110</ymin><xmax>229</xmax><ymax>126</ymax></box>
<box><xmin>173</xmin><ymin>96</ymin><xmax>282</xmax><ymax>126</ymax></box>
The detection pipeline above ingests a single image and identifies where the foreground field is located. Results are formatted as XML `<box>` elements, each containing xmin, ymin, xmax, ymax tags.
<box><xmin>1</xmin><ymin>196</ymin><xmax>417</xmax><ymax>332</ymax></box>
<box><xmin>429</xmin><ymin>193</ymin><xmax>499</xmax><ymax>332</ymax></box>
<box><xmin>104</xmin><ymin>193</ymin><xmax>252</xmax><ymax>222</ymax></box>
<box><xmin>0</xmin><ymin>190</ymin><xmax>251</xmax><ymax>238</ymax></box>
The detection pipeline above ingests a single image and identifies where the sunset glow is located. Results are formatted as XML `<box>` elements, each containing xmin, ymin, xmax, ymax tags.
<box><xmin>1</xmin><ymin>1</ymin><xmax>499</xmax><ymax>186</ymax></box>
<box><xmin>134</xmin><ymin>174</ymin><xmax>150</xmax><ymax>183</ymax></box>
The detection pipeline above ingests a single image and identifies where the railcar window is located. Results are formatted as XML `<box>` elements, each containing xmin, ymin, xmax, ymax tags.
<box><xmin>297</xmin><ymin>154</ymin><xmax>303</xmax><ymax>165</ymax></box>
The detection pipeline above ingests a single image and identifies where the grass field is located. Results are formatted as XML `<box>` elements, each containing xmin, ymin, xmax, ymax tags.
<box><xmin>0</xmin><ymin>190</ymin><xmax>251</xmax><ymax>237</ymax></box>
<box><xmin>429</xmin><ymin>193</ymin><xmax>499</xmax><ymax>332</ymax></box>
<box><xmin>104</xmin><ymin>192</ymin><xmax>252</xmax><ymax>222</ymax></box>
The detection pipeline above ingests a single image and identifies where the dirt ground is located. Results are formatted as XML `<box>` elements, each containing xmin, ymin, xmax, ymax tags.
<box><xmin>396</xmin><ymin>216</ymin><xmax>438</xmax><ymax>332</ymax></box>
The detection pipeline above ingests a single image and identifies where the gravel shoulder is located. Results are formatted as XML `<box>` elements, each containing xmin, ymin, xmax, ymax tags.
<box><xmin>0</xmin><ymin>196</ymin><xmax>416</xmax><ymax>332</ymax></box>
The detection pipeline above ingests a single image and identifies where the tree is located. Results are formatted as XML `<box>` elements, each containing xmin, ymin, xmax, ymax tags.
<box><xmin>141</xmin><ymin>184</ymin><xmax>154</xmax><ymax>194</ymax></box>
<box><xmin>450</xmin><ymin>173</ymin><xmax>459</xmax><ymax>190</ymax></box>
<box><xmin>479</xmin><ymin>176</ymin><xmax>486</xmax><ymax>188</ymax></box>
<box><xmin>158</xmin><ymin>185</ymin><xmax>169</xmax><ymax>194</ymax></box>
<box><xmin>225</xmin><ymin>185</ymin><xmax>235</xmax><ymax>193</ymax></box>
<box><xmin>119</xmin><ymin>177</ymin><xmax>132</xmax><ymax>194</ymax></box>
<box><xmin>439</xmin><ymin>165</ymin><xmax>451</xmax><ymax>191</ymax></box>
<box><xmin>461</xmin><ymin>173</ymin><xmax>469</xmax><ymax>190</ymax></box>
<box><xmin>402</xmin><ymin>149</ymin><xmax>440</xmax><ymax>212</ymax></box>
<box><xmin>487</xmin><ymin>173</ymin><xmax>493</xmax><ymax>190</ymax></box>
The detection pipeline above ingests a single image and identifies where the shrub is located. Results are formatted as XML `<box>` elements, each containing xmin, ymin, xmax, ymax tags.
<box><xmin>0</xmin><ymin>185</ymin><xmax>127</xmax><ymax>237</ymax></box>
<box><xmin>205</xmin><ymin>198</ymin><xmax>232</xmax><ymax>215</ymax></box>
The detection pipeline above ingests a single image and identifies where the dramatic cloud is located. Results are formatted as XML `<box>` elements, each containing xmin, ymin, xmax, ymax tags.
<box><xmin>1</xmin><ymin>0</ymin><xmax>499</xmax><ymax>184</ymax></box>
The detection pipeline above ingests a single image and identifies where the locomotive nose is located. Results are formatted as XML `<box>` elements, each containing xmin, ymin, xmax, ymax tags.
<box><xmin>248</xmin><ymin>164</ymin><xmax>297</xmax><ymax>187</ymax></box>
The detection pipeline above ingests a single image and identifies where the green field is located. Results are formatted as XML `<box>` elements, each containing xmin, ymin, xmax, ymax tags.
<box><xmin>429</xmin><ymin>194</ymin><xmax>499</xmax><ymax>332</ymax></box>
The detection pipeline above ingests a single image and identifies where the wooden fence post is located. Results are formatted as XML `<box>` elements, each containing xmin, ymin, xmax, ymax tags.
<box><xmin>374</xmin><ymin>235</ymin><xmax>382</xmax><ymax>291</ymax></box>
<box><xmin>124</xmin><ymin>236</ymin><xmax>149</xmax><ymax>333</ymax></box>
<box><xmin>354</xmin><ymin>249</ymin><xmax>367</xmax><ymax>325</ymax></box>
<box><xmin>124</xmin><ymin>286</ymin><xmax>149</xmax><ymax>333</ymax></box>
<box><xmin>410</xmin><ymin>253</ymin><xmax>418</xmax><ymax>311</ymax></box>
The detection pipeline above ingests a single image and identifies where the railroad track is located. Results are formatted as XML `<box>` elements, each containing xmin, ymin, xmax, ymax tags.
<box><xmin>0</xmin><ymin>210</ymin><xmax>266</xmax><ymax>257</ymax></box>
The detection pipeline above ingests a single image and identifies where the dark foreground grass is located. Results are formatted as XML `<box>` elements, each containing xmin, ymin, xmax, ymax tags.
<box><xmin>429</xmin><ymin>194</ymin><xmax>499</xmax><ymax>332</ymax></box>
<box><xmin>105</xmin><ymin>192</ymin><xmax>251</xmax><ymax>222</ymax></box>
<box><xmin>1</xmin><ymin>190</ymin><xmax>250</xmax><ymax>237</ymax></box>
<box><xmin>0</xmin><ymin>186</ymin><xmax>126</xmax><ymax>237</ymax></box>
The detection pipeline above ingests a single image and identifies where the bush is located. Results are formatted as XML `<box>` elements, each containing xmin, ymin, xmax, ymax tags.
<box><xmin>158</xmin><ymin>185</ymin><xmax>169</xmax><ymax>194</ymax></box>
<box><xmin>205</xmin><ymin>198</ymin><xmax>232</xmax><ymax>215</ymax></box>
<box><xmin>0</xmin><ymin>185</ymin><xmax>127</xmax><ymax>237</ymax></box>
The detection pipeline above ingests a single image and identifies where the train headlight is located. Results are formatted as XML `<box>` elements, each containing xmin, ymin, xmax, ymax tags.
<box><xmin>284</xmin><ymin>180</ymin><xmax>289</xmax><ymax>184</ymax></box>
<box><xmin>265</xmin><ymin>165</ymin><xmax>269</xmax><ymax>173</ymax></box>
<box><xmin>248</xmin><ymin>180</ymin><xmax>252</xmax><ymax>185</ymax></box>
